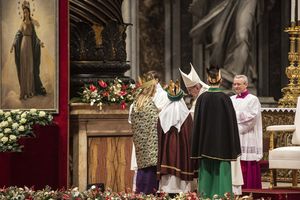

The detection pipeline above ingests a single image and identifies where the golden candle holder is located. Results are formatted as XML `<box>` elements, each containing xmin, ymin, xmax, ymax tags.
<box><xmin>278</xmin><ymin>24</ymin><xmax>300</xmax><ymax>107</ymax></box>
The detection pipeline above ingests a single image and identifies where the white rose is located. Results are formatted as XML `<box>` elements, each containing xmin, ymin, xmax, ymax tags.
<box><xmin>0</xmin><ymin>121</ymin><xmax>8</xmax><ymax>128</ymax></box>
<box><xmin>9</xmin><ymin>135</ymin><xmax>17</xmax><ymax>141</ymax></box>
<box><xmin>0</xmin><ymin>133</ymin><xmax>4</xmax><ymax>138</ymax></box>
<box><xmin>7</xmin><ymin>117</ymin><xmax>12</xmax><ymax>123</ymax></box>
<box><xmin>12</xmin><ymin>123</ymin><xmax>19</xmax><ymax>129</ymax></box>
<box><xmin>4</xmin><ymin>128</ymin><xmax>11</xmax><ymax>134</ymax></box>
<box><xmin>90</xmin><ymin>100</ymin><xmax>95</xmax><ymax>106</ymax></box>
<box><xmin>73</xmin><ymin>191</ymin><xmax>80</xmax><ymax>197</ymax></box>
<box><xmin>72</xmin><ymin>187</ymin><xmax>79</xmax><ymax>192</ymax></box>
<box><xmin>91</xmin><ymin>92</ymin><xmax>98</xmax><ymax>98</ymax></box>
<box><xmin>1</xmin><ymin>136</ymin><xmax>8</xmax><ymax>143</ymax></box>
<box><xmin>48</xmin><ymin>115</ymin><xmax>53</xmax><ymax>121</ymax></box>
<box><xmin>39</xmin><ymin>111</ymin><xmax>46</xmax><ymax>117</ymax></box>
<box><xmin>18</xmin><ymin>125</ymin><xmax>25</xmax><ymax>132</ymax></box>
<box><xmin>20</xmin><ymin>118</ymin><xmax>27</xmax><ymax>124</ymax></box>
<box><xmin>130</xmin><ymin>83</ymin><xmax>135</xmax><ymax>88</ymax></box>
<box><xmin>0</xmin><ymin>110</ymin><xmax>4</xmax><ymax>115</ymax></box>
<box><xmin>11</xmin><ymin>109</ymin><xmax>20</xmax><ymax>113</ymax></box>
<box><xmin>21</xmin><ymin>113</ymin><xmax>27</xmax><ymax>118</ymax></box>
<box><xmin>90</xmin><ymin>185</ymin><xmax>96</xmax><ymax>190</ymax></box>
<box><xmin>30</xmin><ymin>108</ymin><xmax>37</xmax><ymax>114</ymax></box>
<box><xmin>4</xmin><ymin>112</ymin><xmax>11</xmax><ymax>117</ymax></box>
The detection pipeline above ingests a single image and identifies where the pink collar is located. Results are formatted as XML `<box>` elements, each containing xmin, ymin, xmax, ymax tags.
<box><xmin>236</xmin><ymin>90</ymin><xmax>249</xmax><ymax>99</ymax></box>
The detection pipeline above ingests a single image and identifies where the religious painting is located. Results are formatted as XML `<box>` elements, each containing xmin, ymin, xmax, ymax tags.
<box><xmin>0</xmin><ymin>0</ymin><xmax>58</xmax><ymax>112</ymax></box>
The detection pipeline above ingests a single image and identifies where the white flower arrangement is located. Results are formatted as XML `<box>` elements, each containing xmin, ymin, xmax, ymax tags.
<box><xmin>0</xmin><ymin>109</ymin><xmax>53</xmax><ymax>152</ymax></box>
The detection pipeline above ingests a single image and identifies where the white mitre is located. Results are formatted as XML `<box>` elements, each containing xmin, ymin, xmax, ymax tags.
<box><xmin>179</xmin><ymin>63</ymin><xmax>209</xmax><ymax>89</ymax></box>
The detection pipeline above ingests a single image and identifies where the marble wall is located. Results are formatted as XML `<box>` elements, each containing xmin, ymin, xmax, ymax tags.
<box><xmin>139</xmin><ymin>0</ymin><xmax>165</xmax><ymax>79</ymax></box>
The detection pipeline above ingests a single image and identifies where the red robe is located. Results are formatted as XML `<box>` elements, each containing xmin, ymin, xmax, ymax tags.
<box><xmin>157</xmin><ymin>114</ymin><xmax>195</xmax><ymax>181</ymax></box>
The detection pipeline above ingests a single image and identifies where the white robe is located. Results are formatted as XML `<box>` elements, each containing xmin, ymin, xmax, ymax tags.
<box><xmin>230</xmin><ymin>93</ymin><xmax>263</xmax><ymax>195</ymax></box>
<box><xmin>189</xmin><ymin>86</ymin><xmax>208</xmax><ymax>118</ymax></box>
<box><xmin>230</xmin><ymin>94</ymin><xmax>263</xmax><ymax>161</ymax></box>
<box><xmin>231</xmin><ymin>157</ymin><xmax>243</xmax><ymax>195</ymax></box>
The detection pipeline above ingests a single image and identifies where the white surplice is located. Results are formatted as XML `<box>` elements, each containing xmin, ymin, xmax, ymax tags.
<box><xmin>230</xmin><ymin>93</ymin><xmax>263</xmax><ymax>194</ymax></box>
<box><xmin>230</xmin><ymin>94</ymin><xmax>263</xmax><ymax>161</ymax></box>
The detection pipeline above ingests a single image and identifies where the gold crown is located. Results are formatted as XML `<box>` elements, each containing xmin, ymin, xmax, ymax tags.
<box><xmin>167</xmin><ymin>80</ymin><xmax>180</xmax><ymax>96</ymax></box>
<box><xmin>167</xmin><ymin>79</ymin><xmax>184</xmax><ymax>101</ymax></box>
<box><xmin>138</xmin><ymin>73</ymin><xmax>157</xmax><ymax>89</ymax></box>
<box><xmin>22</xmin><ymin>0</ymin><xmax>30</xmax><ymax>10</ymax></box>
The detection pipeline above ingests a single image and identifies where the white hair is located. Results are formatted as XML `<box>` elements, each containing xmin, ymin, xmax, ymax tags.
<box><xmin>234</xmin><ymin>75</ymin><xmax>248</xmax><ymax>84</ymax></box>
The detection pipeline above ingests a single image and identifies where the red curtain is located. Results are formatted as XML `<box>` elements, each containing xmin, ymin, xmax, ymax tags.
<box><xmin>0</xmin><ymin>0</ymin><xmax>69</xmax><ymax>189</ymax></box>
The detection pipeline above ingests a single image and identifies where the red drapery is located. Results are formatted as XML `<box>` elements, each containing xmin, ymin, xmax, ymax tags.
<box><xmin>0</xmin><ymin>0</ymin><xmax>69</xmax><ymax>189</ymax></box>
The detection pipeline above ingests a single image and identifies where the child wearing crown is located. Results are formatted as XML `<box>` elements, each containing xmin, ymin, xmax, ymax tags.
<box><xmin>156</xmin><ymin>79</ymin><xmax>196</xmax><ymax>194</ymax></box>
<box><xmin>128</xmin><ymin>71</ymin><xmax>169</xmax><ymax>194</ymax></box>
<box><xmin>191</xmin><ymin>66</ymin><xmax>242</xmax><ymax>199</ymax></box>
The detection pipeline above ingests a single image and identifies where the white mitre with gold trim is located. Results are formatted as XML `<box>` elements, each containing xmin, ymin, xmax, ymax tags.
<box><xmin>179</xmin><ymin>63</ymin><xmax>209</xmax><ymax>89</ymax></box>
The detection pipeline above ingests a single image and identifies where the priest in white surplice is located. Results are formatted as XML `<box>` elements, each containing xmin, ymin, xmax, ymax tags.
<box><xmin>231</xmin><ymin>75</ymin><xmax>263</xmax><ymax>189</ymax></box>
<box><xmin>180</xmin><ymin>64</ymin><xmax>243</xmax><ymax>195</ymax></box>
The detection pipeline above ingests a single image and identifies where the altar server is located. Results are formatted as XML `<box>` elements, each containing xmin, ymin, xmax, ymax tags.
<box><xmin>231</xmin><ymin>74</ymin><xmax>263</xmax><ymax>189</ymax></box>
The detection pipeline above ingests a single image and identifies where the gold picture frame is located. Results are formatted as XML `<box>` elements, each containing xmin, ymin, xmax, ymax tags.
<box><xmin>0</xmin><ymin>0</ymin><xmax>59</xmax><ymax>113</ymax></box>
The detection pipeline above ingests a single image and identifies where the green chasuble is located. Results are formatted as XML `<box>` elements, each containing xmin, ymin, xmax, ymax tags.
<box><xmin>198</xmin><ymin>159</ymin><xmax>232</xmax><ymax>199</ymax></box>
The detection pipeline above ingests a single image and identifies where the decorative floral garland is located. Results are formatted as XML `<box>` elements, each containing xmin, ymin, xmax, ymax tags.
<box><xmin>76</xmin><ymin>78</ymin><xmax>138</xmax><ymax>110</ymax></box>
<box><xmin>0</xmin><ymin>186</ymin><xmax>252</xmax><ymax>200</ymax></box>
<box><xmin>0</xmin><ymin>109</ymin><xmax>53</xmax><ymax>152</ymax></box>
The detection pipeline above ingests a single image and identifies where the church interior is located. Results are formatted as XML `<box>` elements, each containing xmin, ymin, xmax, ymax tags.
<box><xmin>1</xmin><ymin>0</ymin><xmax>300</xmax><ymax>199</ymax></box>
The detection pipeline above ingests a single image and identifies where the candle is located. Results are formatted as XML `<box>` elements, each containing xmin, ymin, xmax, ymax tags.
<box><xmin>292</xmin><ymin>0</ymin><xmax>296</xmax><ymax>22</ymax></box>
<box><xmin>298</xmin><ymin>0</ymin><xmax>300</xmax><ymax>21</ymax></box>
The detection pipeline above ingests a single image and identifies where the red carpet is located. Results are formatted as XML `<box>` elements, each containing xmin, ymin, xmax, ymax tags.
<box><xmin>243</xmin><ymin>188</ymin><xmax>300</xmax><ymax>200</ymax></box>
